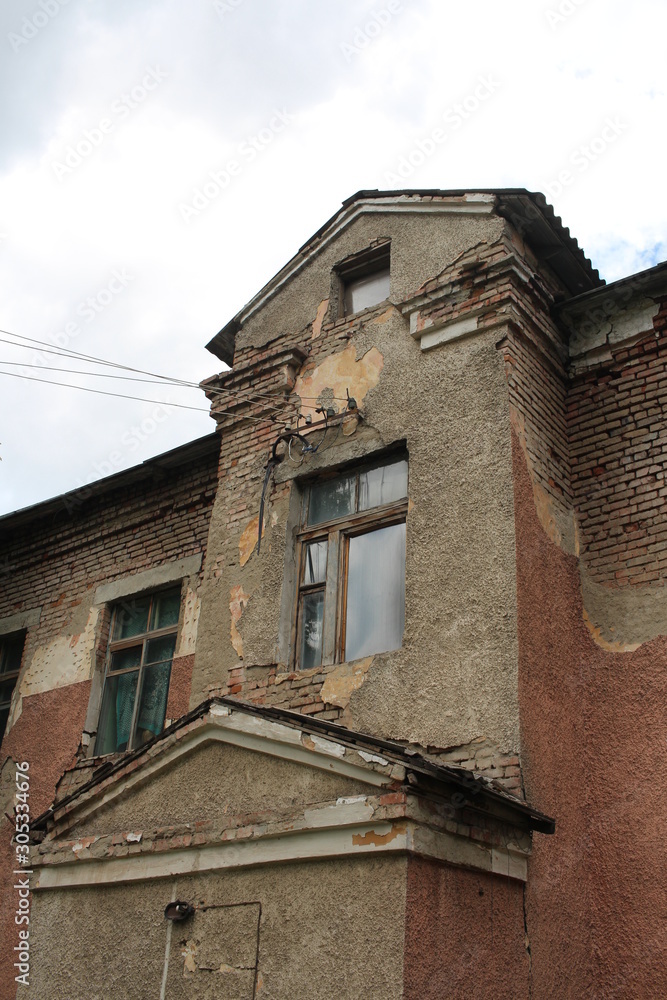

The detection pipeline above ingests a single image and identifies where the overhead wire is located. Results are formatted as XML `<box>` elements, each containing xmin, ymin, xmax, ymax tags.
<box><xmin>0</xmin><ymin>369</ymin><xmax>210</xmax><ymax>412</ymax></box>
<box><xmin>0</xmin><ymin>328</ymin><xmax>353</xmax><ymax>408</ymax></box>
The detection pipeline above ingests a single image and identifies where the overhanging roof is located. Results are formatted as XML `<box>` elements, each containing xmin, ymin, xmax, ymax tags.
<box><xmin>33</xmin><ymin>695</ymin><xmax>555</xmax><ymax>836</ymax></box>
<box><xmin>0</xmin><ymin>432</ymin><xmax>219</xmax><ymax>535</ymax></box>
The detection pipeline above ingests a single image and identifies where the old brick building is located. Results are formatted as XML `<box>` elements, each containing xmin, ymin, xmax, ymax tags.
<box><xmin>1</xmin><ymin>189</ymin><xmax>665</xmax><ymax>998</ymax></box>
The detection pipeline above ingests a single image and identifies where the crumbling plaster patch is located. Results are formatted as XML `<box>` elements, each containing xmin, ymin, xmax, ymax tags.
<box><xmin>229</xmin><ymin>586</ymin><xmax>250</xmax><ymax>660</ymax></box>
<box><xmin>311</xmin><ymin>297</ymin><xmax>329</xmax><ymax>339</ymax></box>
<box><xmin>294</xmin><ymin>343</ymin><xmax>384</xmax><ymax>422</ymax></box>
<box><xmin>511</xmin><ymin>396</ymin><xmax>667</xmax><ymax>651</ymax></box>
<box><xmin>176</xmin><ymin>587</ymin><xmax>201</xmax><ymax>657</ymax></box>
<box><xmin>568</xmin><ymin>298</ymin><xmax>660</xmax><ymax>368</ymax></box>
<box><xmin>320</xmin><ymin>657</ymin><xmax>373</xmax><ymax>710</ymax></box>
<box><xmin>579</xmin><ymin>568</ymin><xmax>667</xmax><ymax>651</ymax></box>
<box><xmin>10</xmin><ymin>605</ymin><xmax>100</xmax><ymax>729</ymax></box>
<box><xmin>239</xmin><ymin>516</ymin><xmax>262</xmax><ymax>567</ymax></box>
<box><xmin>509</xmin><ymin>407</ymin><xmax>576</xmax><ymax>555</ymax></box>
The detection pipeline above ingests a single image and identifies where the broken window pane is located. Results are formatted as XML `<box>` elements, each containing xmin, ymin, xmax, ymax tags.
<box><xmin>303</xmin><ymin>541</ymin><xmax>327</xmax><ymax>585</ymax></box>
<box><xmin>308</xmin><ymin>474</ymin><xmax>356</xmax><ymax>525</ymax></box>
<box><xmin>345</xmin><ymin>523</ymin><xmax>406</xmax><ymax>661</ymax></box>
<box><xmin>145</xmin><ymin>634</ymin><xmax>177</xmax><ymax>666</ymax></box>
<box><xmin>359</xmin><ymin>459</ymin><xmax>408</xmax><ymax>510</ymax></box>
<box><xmin>299</xmin><ymin>591</ymin><xmax>324</xmax><ymax>669</ymax></box>
<box><xmin>98</xmin><ymin>589</ymin><xmax>181</xmax><ymax>754</ymax></box>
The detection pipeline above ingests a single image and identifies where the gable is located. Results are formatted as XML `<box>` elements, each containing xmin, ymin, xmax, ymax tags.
<box><xmin>234</xmin><ymin>202</ymin><xmax>505</xmax><ymax>355</ymax></box>
<box><xmin>66</xmin><ymin>739</ymin><xmax>375</xmax><ymax>838</ymax></box>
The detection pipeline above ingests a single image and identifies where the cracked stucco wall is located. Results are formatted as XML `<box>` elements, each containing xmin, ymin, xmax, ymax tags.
<box><xmin>194</xmin><ymin>207</ymin><xmax>522</xmax><ymax>756</ymax></box>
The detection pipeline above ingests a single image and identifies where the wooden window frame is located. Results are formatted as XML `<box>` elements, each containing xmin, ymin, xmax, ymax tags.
<box><xmin>293</xmin><ymin>458</ymin><xmax>407</xmax><ymax>670</ymax></box>
<box><xmin>95</xmin><ymin>587</ymin><xmax>181</xmax><ymax>755</ymax></box>
<box><xmin>335</xmin><ymin>241</ymin><xmax>391</xmax><ymax>318</ymax></box>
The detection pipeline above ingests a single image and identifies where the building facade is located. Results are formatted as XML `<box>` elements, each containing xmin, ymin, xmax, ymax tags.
<box><xmin>1</xmin><ymin>189</ymin><xmax>666</xmax><ymax>998</ymax></box>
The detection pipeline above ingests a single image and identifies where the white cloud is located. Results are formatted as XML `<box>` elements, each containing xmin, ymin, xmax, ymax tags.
<box><xmin>1</xmin><ymin>0</ymin><xmax>666</xmax><ymax>511</ymax></box>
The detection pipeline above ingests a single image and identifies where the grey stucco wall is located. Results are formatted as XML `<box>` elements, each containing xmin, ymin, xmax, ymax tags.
<box><xmin>194</xmin><ymin>208</ymin><xmax>519</xmax><ymax>753</ymax></box>
<box><xmin>28</xmin><ymin>856</ymin><xmax>407</xmax><ymax>1000</ymax></box>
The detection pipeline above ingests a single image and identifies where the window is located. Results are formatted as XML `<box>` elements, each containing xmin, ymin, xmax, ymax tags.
<box><xmin>337</xmin><ymin>242</ymin><xmax>390</xmax><ymax>317</ymax></box>
<box><xmin>95</xmin><ymin>588</ymin><xmax>180</xmax><ymax>755</ymax></box>
<box><xmin>0</xmin><ymin>632</ymin><xmax>24</xmax><ymax>743</ymax></box>
<box><xmin>295</xmin><ymin>456</ymin><xmax>407</xmax><ymax>669</ymax></box>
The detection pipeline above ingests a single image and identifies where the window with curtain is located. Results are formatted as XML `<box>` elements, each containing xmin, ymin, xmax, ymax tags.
<box><xmin>95</xmin><ymin>587</ymin><xmax>180</xmax><ymax>755</ymax></box>
<box><xmin>295</xmin><ymin>456</ymin><xmax>407</xmax><ymax>668</ymax></box>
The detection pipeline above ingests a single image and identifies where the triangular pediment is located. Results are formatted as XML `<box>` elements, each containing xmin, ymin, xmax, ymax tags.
<box><xmin>42</xmin><ymin>703</ymin><xmax>396</xmax><ymax>845</ymax></box>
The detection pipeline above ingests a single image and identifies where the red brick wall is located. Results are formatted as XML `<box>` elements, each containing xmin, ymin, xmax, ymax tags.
<box><xmin>514</xmin><ymin>432</ymin><xmax>667</xmax><ymax>1000</ymax></box>
<box><xmin>568</xmin><ymin>300</ymin><xmax>667</xmax><ymax>584</ymax></box>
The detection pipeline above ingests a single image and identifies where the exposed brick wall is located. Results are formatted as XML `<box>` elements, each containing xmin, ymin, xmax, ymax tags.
<box><xmin>502</xmin><ymin>328</ymin><xmax>571</xmax><ymax>512</ymax></box>
<box><xmin>568</xmin><ymin>300</ymin><xmax>667</xmax><ymax>584</ymax></box>
<box><xmin>0</xmin><ymin>442</ymin><xmax>219</xmax><ymax>656</ymax></box>
<box><xmin>209</xmin><ymin>664</ymin><xmax>343</xmax><ymax>722</ymax></box>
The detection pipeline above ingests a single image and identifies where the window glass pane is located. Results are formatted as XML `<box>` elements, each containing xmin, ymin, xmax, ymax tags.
<box><xmin>109</xmin><ymin>645</ymin><xmax>142</xmax><ymax>673</ymax></box>
<box><xmin>134</xmin><ymin>661</ymin><xmax>171</xmax><ymax>747</ymax></box>
<box><xmin>344</xmin><ymin>269</ymin><xmax>390</xmax><ymax>315</ymax></box>
<box><xmin>0</xmin><ymin>706</ymin><xmax>9</xmax><ymax>741</ymax></box>
<box><xmin>150</xmin><ymin>589</ymin><xmax>181</xmax><ymax>631</ymax></box>
<box><xmin>308</xmin><ymin>474</ymin><xmax>356</xmax><ymax>525</ymax></box>
<box><xmin>0</xmin><ymin>634</ymin><xmax>24</xmax><ymax>674</ymax></box>
<box><xmin>145</xmin><ymin>634</ymin><xmax>177</xmax><ymax>666</ymax></box>
<box><xmin>112</xmin><ymin>596</ymin><xmax>151</xmax><ymax>640</ymax></box>
<box><xmin>345</xmin><ymin>523</ymin><xmax>406</xmax><ymax>661</ymax></box>
<box><xmin>303</xmin><ymin>541</ymin><xmax>328</xmax><ymax>585</ymax></box>
<box><xmin>359</xmin><ymin>460</ymin><xmax>408</xmax><ymax>511</ymax></box>
<box><xmin>0</xmin><ymin>677</ymin><xmax>17</xmax><ymax>705</ymax></box>
<box><xmin>96</xmin><ymin>670</ymin><xmax>139</xmax><ymax>754</ymax></box>
<box><xmin>299</xmin><ymin>591</ymin><xmax>325</xmax><ymax>669</ymax></box>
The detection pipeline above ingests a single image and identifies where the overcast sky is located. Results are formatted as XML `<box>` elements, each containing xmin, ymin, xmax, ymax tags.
<box><xmin>1</xmin><ymin>0</ymin><xmax>665</xmax><ymax>514</ymax></box>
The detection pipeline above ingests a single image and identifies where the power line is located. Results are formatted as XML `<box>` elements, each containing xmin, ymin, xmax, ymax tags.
<box><xmin>0</xmin><ymin>369</ymin><xmax>210</xmax><ymax>412</ymax></box>
<box><xmin>0</xmin><ymin>327</ymin><xmax>353</xmax><ymax>407</ymax></box>
<box><xmin>0</xmin><ymin>360</ymin><xmax>195</xmax><ymax>385</ymax></box>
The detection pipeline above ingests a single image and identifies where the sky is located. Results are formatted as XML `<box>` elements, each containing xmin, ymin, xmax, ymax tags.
<box><xmin>1</xmin><ymin>0</ymin><xmax>666</xmax><ymax>514</ymax></box>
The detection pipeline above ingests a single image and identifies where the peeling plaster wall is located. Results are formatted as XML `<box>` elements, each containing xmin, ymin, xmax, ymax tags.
<box><xmin>514</xmin><ymin>432</ymin><xmax>667</xmax><ymax>1000</ymax></box>
<box><xmin>0</xmin><ymin>445</ymin><xmax>219</xmax><ymax>996</ymax></box>
<box><xmin>235</xmin><ymin>211</ymin><xmax>505</xmax><ymax>355</ymax></box>
<box><xmin>28</xmin><ymin>857</ymin><xmax>407</xmax><ymax>1000</ymax></box>
<box><xmin>194</xmin><ymin>209</ymin><xmax>521</xmax><ymax>755</ymax></box>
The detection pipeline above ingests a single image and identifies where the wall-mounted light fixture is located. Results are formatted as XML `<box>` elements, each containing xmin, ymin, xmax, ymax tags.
<box><xmin>164</xmin><ymin>900</ymin><xmax>194</xmax><ymax>921</ymax></box>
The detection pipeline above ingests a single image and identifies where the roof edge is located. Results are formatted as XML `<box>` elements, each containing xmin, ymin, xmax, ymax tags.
<box><xmin>205</xmin><ymin>188</ymin><xmax>602</xmax><ymax>364</ymax></box>
<box><xmin>0</xmin><ymin>432</ymin><xmax>219</xmax><ymax>532</ymax></box>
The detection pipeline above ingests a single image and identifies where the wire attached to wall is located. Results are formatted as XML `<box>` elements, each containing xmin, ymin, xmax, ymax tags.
<box><xmin>255</xmin><ymin>394</ymin><xmax>360</xmax><ymax>556</ymax></box>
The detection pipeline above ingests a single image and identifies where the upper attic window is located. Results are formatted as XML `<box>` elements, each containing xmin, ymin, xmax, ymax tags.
<box><xmin>337</xmin><ymin>242</ymin><xmax>390</xmax><ymax>317</ymax></box>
